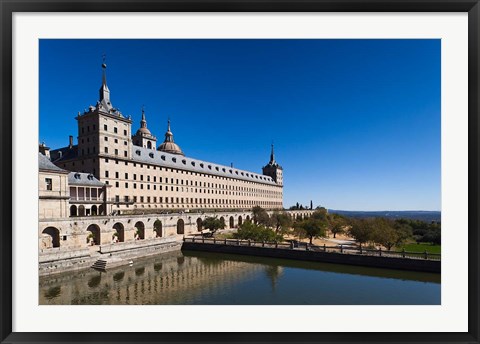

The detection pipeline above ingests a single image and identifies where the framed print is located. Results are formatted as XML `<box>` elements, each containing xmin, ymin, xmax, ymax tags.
<box><xmin>1</xmin><ymin>0</ymin><xmax>479</xmax><ymax>343</ymax></box>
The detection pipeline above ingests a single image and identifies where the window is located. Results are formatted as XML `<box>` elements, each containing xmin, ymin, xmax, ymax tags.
<box><xmin>124</xmin><ymin>151</ymin><xmax>127</xmax><ymax>157</ymax></box>
<box><xmin>105</xmin><ymin>158</ymin><xmax>109</xmax><ymax>163</ymax></box>
<box><xmin>125</xmin><ymin>183</ymin><xmax>129</xmax><ymax>188</ymax></box>
<box><xmin>115</xmin><ymin>182</ymin><xmax>119</xmax><ymax>187</ymax></box>
<box><xmin>114</xmin><ymin>127</ymin><xmax>118</xmax><ymax>134</ymax></box>
<box><xmin>147</xmin><ymin>197</ymin><xmax>151</xmax><ymax>203</ymax></box>
<box><xmin>134</xmin><ymin>183</ymin><xmax>137</xmax><ymax>189</ymax></box>
<box><xmin>134</xmin><ymin>174</ymin><xmax>137</xmax><ymax>180</ymax></box>
<box><xmin>104</xmin><ymin>124</ymin><xmax>108</xmax><ymax>131</ymax></box>
<box><xmin>114</xmin><ymin>138</ymin><xmax>118</xmax><ymax>143</ymax></box>
<box><xmin>124</xmin><ymin>130</ymin><xmax>127</xmax><ymax>136</ymax></box>
<box><xmin>45</xmin><ymin>178</ymin><xmax>52</xmax><ymax>190</ymax></box>
<box><xmin>140</xmin><ymin>196</ymin><xmax>144</xmax><ymax>203</ymax></box>
<box><xmin>104</xmin><ymin>147</ymin><xmax>108</xmax><ymax>153</ymax></box>
<box><xmin>105</xmin><ymin>171</ymin><xmax>109</xmax><ymax>178</ymax></box>
<box><xmin>115</xmin><ymin>172</ymin><xmax>119</xmax><ymax>178</ymax></box>
<box><xmin>115</xmin><ymin>149</ymin><xmax>118</xmax><ymax>156</ymax></box>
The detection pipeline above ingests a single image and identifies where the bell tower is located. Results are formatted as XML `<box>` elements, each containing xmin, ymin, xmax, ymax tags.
<box><xmin>262</xmin><ymin>144</ymin><xmax>283</xmax><ymax>186</ymax></box>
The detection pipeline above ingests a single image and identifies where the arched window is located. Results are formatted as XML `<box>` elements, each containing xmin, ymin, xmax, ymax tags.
<box><xmin>113</xmin><ymin>222</ymin><xmax>125</xmax><ymax>242</ymax></box>
<box><xmin>41</xmin><ymin>227</ymin><xmax>60</xmax><ymax>249</ymax></box>
<box><xmin>70</xmin><ymin>205</ymin><xmax>77</xmax><ymax>217</ymax></box>
<box><xmin>177</xmin><ymin>219</ymin><xmax>185</xmax><ymax>235</ymax></box>
<box><xmin>86</xmin><ymin>224</ymin><xmax>101</xmax><ymax>245</ymax></box>
<box><xmin>154</xmin><ymin>220</ymin><xmax>162</xmax><ymax>238</ymax></box>
<box><xmin>134</xmin><ymin>221</ymin><xmax>145</xmax><ymax>240</ymax></box>
<box><xmin>197</xmin><ymin>218</ymin><xmax>203</xmax><ymax>232</ymax></box>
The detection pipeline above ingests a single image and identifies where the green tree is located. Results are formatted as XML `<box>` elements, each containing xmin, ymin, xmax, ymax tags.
<box><xmin>328</xmin><ymin>213</ymin><xmax>347</xmax><ymax>239</ymax></box>
<box><xmin>252</xmin><ymin>206</ymin><xmax>271</xmax><ymax>227</ymax></box>
<box><xmin>201</xmin><ymin>217</ymin><xmax>225</xmax><ymax>236</ymax></box>
<box><xmin>234</xmin><ymin>221</ymin><xmax>280</xmax><ymax>242</ymax></box>
<box><xmin>348</xmin><ymin>219</ymin><xmax>373</xmax><ymax>249</ymax></box>
<box><xmin>371</xmin><ymin>218</ymin><xmax>398</xmax><ymax>250</ymax></box>
<box><xmin>294</xmin><ymin>217</ymin><xmax>327</xmax><ymax>245</ymax></box>
<box><xmin>270</xmin><ymin>211</ymin><xmax>293</xmax><ymax>235</ymax></box>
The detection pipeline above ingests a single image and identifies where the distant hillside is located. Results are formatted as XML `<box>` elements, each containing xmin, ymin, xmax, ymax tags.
<box><xmin>327</xmin><ymin>210</ymin><xmax>441</xmax><ymax>222</ymax></box>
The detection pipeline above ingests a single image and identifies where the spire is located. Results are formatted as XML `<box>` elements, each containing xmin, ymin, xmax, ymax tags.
<box><xmin>140</xmin><ymin>105</ymin><xmax>147</xmax><ymax>128</ymax></box>
<box><xmin>270</xmin><ymin>142</ymin><xmax>275</xmax><ymax>164</ymax></box>
<box><xmin>98</xmin><ymin>54</ymin><xmax>111</xmax><ymax>110</ymax></box>
<box><xmin>164</xmin><ymin>119</ymin><xmax>174</xmax><ymax>143</ymax></box>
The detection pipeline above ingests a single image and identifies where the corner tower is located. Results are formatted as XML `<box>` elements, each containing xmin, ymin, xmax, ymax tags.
<box><xmin>74</xmin><ymin>59</ymin><xmax>133</xmax><ymax>177</ymax></box>
<box><xmin>262</xmin><ymin>144</ymin><xmax>283</xmax><ymax>186</ymax></box>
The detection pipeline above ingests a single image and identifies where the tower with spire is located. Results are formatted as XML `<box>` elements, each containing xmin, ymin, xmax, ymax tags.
<box><xmin>132</xmin><ymin>106</ymin><xmax>157</xmax><ymax>149</ymax></box>
<box><xmin>262</xmin><ymin>143</ymin><xmax>283</xmax><ymax>186</ymax></box>
<box><xmin>72</xmin><ymin>57</ymin><xmax>133</xmax><ymax>177</ymax></box>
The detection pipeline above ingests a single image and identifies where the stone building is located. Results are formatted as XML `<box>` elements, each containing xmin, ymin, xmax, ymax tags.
<box><xmin>49</xmin><ymin>62</ymin><xmax>284</xmax><ymax>215</ymax></box>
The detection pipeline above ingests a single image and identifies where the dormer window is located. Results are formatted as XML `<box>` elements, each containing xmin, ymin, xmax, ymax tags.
<box><xmin>222</xmin><ymin>168</ymin><xmax>226</xmax><ymax>172</ymax></box>
<box><xmin>135</xmin><ymin>150</ymin><xmax>141</xmax><ymax>156</ymax></box>
<box><xmin>172</xmin><ymin>157</ymin><xmax>177</xmax><ymax>163</ymax></box>
<box><xmin>208</xmin><ymin>165</ymin><xmax>212</xmax><ymax>169</ymax></box>
<box><xmin>87</xmin><ymin>174</ymin><xmax>94</xmax><ymax>180</ymax></box>
<box><xmin>200</xmin><ymin>163</ymin><xmax>204</xmax><ymax>168</ymax></box>
<box><xmin>161</xmin><ymin>155</ymin><xmax>166</xmax><ymax>161</ymax></box>
<box><xmin>191</xmin><ymin>161</ymin><xmax>196</xmax><ymax>166</ymax></box>
<box><xmin>149</xmin><ymin>152</ymin><xmax>154</xmax><ymax>158</ymax></box>
<box><xmin>182</xmin><ymin>159</ymin><xmax>186</xmax><ymax>164</ymax></box>
<box><xmin>215</xmin><ymin>167</ymin><xmax>219</xmax><ymax>171</ymax></box>
<box><xmin>74</xmin><ymin>173</ymin><xmax>81</xmax><ymax>179</ymax></box>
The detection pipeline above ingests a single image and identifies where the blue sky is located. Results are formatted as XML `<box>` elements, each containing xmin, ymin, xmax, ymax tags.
<box><xmin>40</xmin><ymin>39</ymin><xmax>440</xmax><ymax>211</ymax></box>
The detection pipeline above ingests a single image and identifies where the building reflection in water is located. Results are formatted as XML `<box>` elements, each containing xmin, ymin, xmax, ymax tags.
<box><xmin>39</xmin><ymin>250</ymin><xmax>261</xmax><ymax>305</ymax></box>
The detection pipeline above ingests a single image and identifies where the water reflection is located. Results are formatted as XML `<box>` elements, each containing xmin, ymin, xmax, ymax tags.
<box><xmin>39</xmin><ymin>250</ymin><xmax>440</xmax><ymax>305</ymax></box>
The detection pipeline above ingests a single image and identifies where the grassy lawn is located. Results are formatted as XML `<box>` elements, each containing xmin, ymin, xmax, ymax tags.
<box><xmin>397</xmin><ymin>242</ymin><xmax>441</xmax><ymax>254</ymax></box>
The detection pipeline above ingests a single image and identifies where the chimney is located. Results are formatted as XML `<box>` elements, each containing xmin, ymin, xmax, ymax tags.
<box><xmin>69</xmin><ymin>135</ymin><xmax>73</xmax><ymax>149</ymax></box>
<box><xmin>39</xmin><ymin>142</ymin><xmax>50</xmax><ymax>159</ymax></box>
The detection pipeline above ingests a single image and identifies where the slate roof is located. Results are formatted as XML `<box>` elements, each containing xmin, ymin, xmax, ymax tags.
<box><xmin>131</xmin><ymin>146</ymin><xmax>277</xmax><ymax>186</ymax></box>
<box><xmin>38</xmin><ymin>153</ymin><xmax>68</xmax><ymax>173</ymax></box>
<box><xmin>68</xmin><ymin>172</ymin><xmax>105</xmax><ymax>187</ymax></box>
<box><xmin>50</xmin><ymin>145</ymin><xmax>78</xmax><ymax>163</ymax></box>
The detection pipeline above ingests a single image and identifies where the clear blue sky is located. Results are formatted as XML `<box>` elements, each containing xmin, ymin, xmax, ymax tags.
<box><xmin>40</xmin><ymin>39</ymin><xmax>440</xmax><ymax>211</ymax></box>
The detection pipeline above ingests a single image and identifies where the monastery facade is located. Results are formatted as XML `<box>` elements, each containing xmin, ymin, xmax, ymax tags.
<box><xmin>47</xmin><ymin>62</ymin><xmax>284</xmax><ymax>217</ymax></box>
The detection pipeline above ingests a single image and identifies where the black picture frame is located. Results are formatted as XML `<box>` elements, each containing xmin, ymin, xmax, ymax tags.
<box><xmin>1</xmin><ymin>1</ymin><xmax>479</xmax><ymax>343</ymax></box>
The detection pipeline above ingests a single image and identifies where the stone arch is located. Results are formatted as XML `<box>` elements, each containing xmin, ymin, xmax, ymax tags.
<box><xmin>229</xmin><ymin>216</ymin><xmax>234</xmax><ymax>228</ymax></box>
<box><xmin>78</xmin><ymin>205</ymin><xmax>86</xmax><ymax>217</ymax></box>
<box><xmin>196</xmin><ymin>218</ymin><xmax>203</xmax><ymax>232</ymax></box>
<box><xmin>134</xmin><ymin>221</ymin><xmax>145</xmax><ymax>240</ymax></box>
<box><xmin>70</xmin><ymin>205</ymin><xmax>77</xmax><ymax>217</ymax></box>
<box><xmin>41</xmin><ymin>226</ymin><xmax>60</xmax><ymax>249</ymax></box>
<box><xmin>246</xmin><ymin>215</ymin><xmax>251</xmax><ymax>222</ymax></box>
<box><xmin>113</xmin><ymin>222</ymin><xmax>124</xmax><ymax>242</ymax></box>
<box><xmin>238</xmin><ymin>216</ymin><xmax>243</xmax><ymax>226</ymax></box>
<box><xmin>154</xmin><ymin>219</ymin><xmax>162</xmax><ymax>238</ymax></box>
<box><xmin>91</xmin><ymin>205</ymin><xmax>98</xmax><ymax>216</ymax></box>
<box><xmin>177</xmin><ymin>219</ymin><xmax>185</xmax><ymax>235</ymax></box>
<box><xmin>86</xmin><ymin>224</ymin><xmax>101</xmax><ymax>245</ymax></box>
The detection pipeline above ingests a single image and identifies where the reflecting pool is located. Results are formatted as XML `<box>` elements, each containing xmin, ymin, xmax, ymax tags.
<box><xmin>39</xmin><ymin>250</ymin><xmax>440</xmax><ymax>305</ymax></box>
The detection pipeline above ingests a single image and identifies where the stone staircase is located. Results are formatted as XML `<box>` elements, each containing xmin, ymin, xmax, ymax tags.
<box><xmin>91</xmin><ymin>259</ymin><xmax>108</xmax><ymax>271</ymax></box>
<box><xmin>91</xmin><ymin>256</ymin><xmax>129</xmax><ymax>271</ymax></box>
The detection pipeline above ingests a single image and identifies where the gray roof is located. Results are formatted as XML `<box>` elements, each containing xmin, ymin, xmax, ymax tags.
<box><xmin>131</xmin><ymin>146</ymin><xmax>277</xmax><ymax>186</ymax></box>
<box><xmin>38</xmin><ymin>153</ymin><xmax>68</xmax><ymax>173</ymax></box>
<box><xmin>68</xmin><ymin>172</ymin><xmax>105</xmax><ymax>187</ymax></box>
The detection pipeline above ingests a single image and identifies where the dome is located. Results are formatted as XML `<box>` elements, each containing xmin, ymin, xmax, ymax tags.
<box><xmin>136</xmin><ymin>127</ymin><xmax>151</xmax><ymax>135</ymax></box>
<box><xmin>157</xmin><ymin>141</ymin><xmax>184</xmax><ymax>156</ymax></box>
<box><xmin>157</xmin><ymin>119</ymin><xmax>184</xmax><ymax>155</ymax></box>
